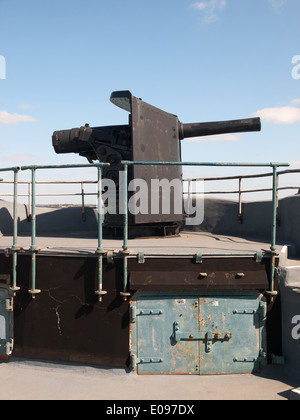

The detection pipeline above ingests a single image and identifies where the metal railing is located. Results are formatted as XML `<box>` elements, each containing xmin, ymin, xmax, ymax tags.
<box><xmin>0</xmin><ymin>160</ymin><xmax>290</xmax><ymax>303</ymax></box>
<box><xmin>184</xmin><ymin>168</ymin><xmax>300</xmax><ymax>223</ymax></box>
<box><xmin>1</xmin><ymin>168</ymin><xmax>299</xmax><ymax>225</ymax></box>
<box><xmin>120</xmin><ymin>161</ymin><xmax>290</xmax><ymax>300</ymax></box>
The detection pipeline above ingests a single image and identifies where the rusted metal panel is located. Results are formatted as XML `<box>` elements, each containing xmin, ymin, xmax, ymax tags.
<box><xmin>130</xmin><ymin>291</ymin><xmax>267</xmax><ymax>375</ymax></box>
<box><xmin>8</xmin><ymin>254</ymin><xmax>130</xmax><ymax>367</ymax></box>
<box><xmin>0</xmin><ymin>251</ymin><xmax>280</xmax><ymax>368</ymax></box>
<box><xmin>128</xmin><ymin>257</ymin><xmax>271</xmax><ymax>291</ymax></box>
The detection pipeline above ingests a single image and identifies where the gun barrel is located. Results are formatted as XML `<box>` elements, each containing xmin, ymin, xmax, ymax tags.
<box><xmin>179</xmin><ymin>117</ymin><xmax>261</xmax><ymax>140</ymax></box>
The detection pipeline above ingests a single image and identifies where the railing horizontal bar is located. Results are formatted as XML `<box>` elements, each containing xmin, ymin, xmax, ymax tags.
<box><xmin>21</xmin><ymin>163</ymin><xmax>110</xmax><ymax>171</ymax></box>
<box><xmin>2</xmin><ymin>186</ymin><xmax>298</xmax><ymax>198</ymax></box>
<box><xmin>184</xmin><ymin>186</ymin><xmax>300</xmax><ymax>195</ymax></box>
<box><xmin>0</xmin><ymin>180</ymin><xmax>97</xmax><ymax>184</ymax></box>
<box><xmin>184</xmin><ymin>168</ymin><xmax>299</xmax><ymax>182</ymax></box>
<box><xmin>122</xmin><ymin>161</ymin><xmax>290</xmax><ymax>168</ymax></box>
<box><xmin>0</xmin><ymin>166</ymin><xmax>20</xmax><ymax>173</ymax></box>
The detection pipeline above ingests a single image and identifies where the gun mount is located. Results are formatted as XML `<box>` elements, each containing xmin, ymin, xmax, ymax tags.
<box><xmin>52</xmin><ymin>91</ymin><xmax>261</xmax><ymax>235</ymax></box>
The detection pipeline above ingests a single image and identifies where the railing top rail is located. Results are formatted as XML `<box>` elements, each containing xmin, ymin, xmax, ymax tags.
<box><xmin>121</xmin><ymin>161</ymin><xmax>290</xmax><ymax>168</ymax></box>
<box><xmin>0</xmin><ymin>166</ymin><xmax>20</xmax><ymax>173</ymax></box>
<box><xmin>184</xmin><ymin>168</ymin><xmax>299</xmax><ymax>182</ymax></box>
<box><xmin>21</xmin><ymin>163</ymin><xmax>110</xmax><ymax>171</ymax></box>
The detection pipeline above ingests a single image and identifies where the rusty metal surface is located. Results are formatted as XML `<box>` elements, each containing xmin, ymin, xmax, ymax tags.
<box><xmin>130</xmin><ymin>291</ymin><xmax>267</xmax><ymax>375</ymax></box>
<box><xmin>0</xmin><ymin>250</ymin><xmax>282</xmax><ymax>368</ymax></box>
<box><xmin>0</xmin><ymin>253</ymin><xmax>130</xmax><ymax>367</ymax></box>
<box><xmin>128</xmin><ymin>257</ymin><xmax>271</xmax><ymax>291</ymax></box>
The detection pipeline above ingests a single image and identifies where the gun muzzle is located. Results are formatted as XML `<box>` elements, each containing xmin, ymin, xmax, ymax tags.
<box><xmin>52</xmin><ymin>124</ymin><xmax>94</xmax><ymax>154</ymax></box>
<box><xmin>179</xmin><ymin>117</ymin><xmax>261</xmax><ymax>140</ymax></box>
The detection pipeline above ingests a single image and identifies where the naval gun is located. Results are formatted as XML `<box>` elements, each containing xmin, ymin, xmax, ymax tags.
<box><xmin>52</xmin><ymin>90</ymin><xmax>261</xmax><ymax>234</ymax></box>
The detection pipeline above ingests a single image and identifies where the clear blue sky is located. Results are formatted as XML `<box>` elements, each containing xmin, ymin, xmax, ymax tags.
<box><xmin>0</xmin><ymin>0</ymin><xmax>299</xmax><ymax>199</ymax></box>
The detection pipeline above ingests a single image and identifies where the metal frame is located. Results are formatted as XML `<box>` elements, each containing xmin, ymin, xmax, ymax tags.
<box><xmin>20</xmin><ymin>163</ymin><xmax>110</xmax><ymax>300</ymax></box>
<box><xmin>0</xmin><ymin>160</ymin><xmax>290</xmax><ymax>302</ymax></box>
<box><xmin>1</xmin><ymin>167</ymin><xmax>299</xmax><ymax>224</ymax></box>
<box><xmin>0</xmin><ymin>166</ymin><xmax>21</xmax><ymax>295</ymax></box>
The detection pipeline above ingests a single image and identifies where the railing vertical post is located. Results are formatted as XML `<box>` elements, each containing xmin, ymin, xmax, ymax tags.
<box><xmin>81</xmin><ymin>182</ymin><xmax>86</xmax><ymax>222</ymax></box>
<box><xmin>95</xmin><ymin>166</ymin><xmax>107</xmax><ymax>302</ymax></box>
<box><xmin>27</xmin><ymin>181</ymin><xmax>32</xmax><ymax>221</ymax></box>
<box><xmin>120</xmin><ymin>163</ymin><xmax>130</xmax><ymax>301</ymax></box>
<box><xmin>28</xmin><ymin>167</ymin><xmax>41</xmax><ymax>298</ymax></box>
<box><xmin>238</xmin><ymin>177</ymin><xmax>243</xmax><ymax>223</ymax></box>
<box><xmin>11</xmin><ymin>168</ymin><xmax>20</xmax><ymax>294</ymax></box>
<box><xmin>187</xmin><ymin>180</ymin><xmax>191</xmax><ymax>217</ymax></box>
<box><xmin>267</xmin><ymin>164</ymin><xmax>279</xmax><ymax>300</ymax></box>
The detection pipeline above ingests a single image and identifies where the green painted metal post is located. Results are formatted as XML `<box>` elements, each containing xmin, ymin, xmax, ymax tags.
<box><xmin>120</xmin><ymin>163</ymin><xmax>130</xmax><ymax>301</ymax></box>
<box><xmin>28</xmin><ymin>167</ymin><xmax>41</xmax><ymax>298</ymax></box>
<box><xmin>11</xmin><ymin>168</ymin><xmax>20</xmax><ymax>294</ymax></box>
<box><xmin>267</xmin><ymin>164</ymin><xmax>279</xmax><ymax>300</ymax></box>
<box><xmin>95</xmin><ymin>166</ymin><xmax>107</xmax><ymax>302</ymax></box>
<box><xmin>122</xmin><ymin>163</ymin><xmax>128</xmax><ymax>252</ymax></box>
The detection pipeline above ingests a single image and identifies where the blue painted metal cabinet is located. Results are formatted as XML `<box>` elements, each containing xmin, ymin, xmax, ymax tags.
<box><xmin>130</xmin><ymin>291</ymin><xmax>267</xmax><ymax>375</ymax></box>
<box><xmin>0</xmin><ymin>284</ymin><xmax>14</xmax><ymax>361</ymax></box>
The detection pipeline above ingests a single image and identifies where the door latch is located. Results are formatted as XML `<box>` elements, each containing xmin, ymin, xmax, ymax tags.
<box><xmin>174</xmin><ymin>322</ymin><xmax>232</xmax><ymax>352</ymax></box>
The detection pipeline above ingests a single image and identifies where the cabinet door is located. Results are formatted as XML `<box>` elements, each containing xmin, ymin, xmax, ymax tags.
<box><xmin>199</xmin><ymin>296</ymin><xmax>267</xmax><ymax>375</ymax></box>
<box><xmin>0</xmin><ymin>285</ymin><xmax>14</xmax><ymax>361</ymax></box>
<box><xmin>130</xmin><ymin>293</ymin><xmax>266</xmax><ymax>375</ymax></box>
<box><xmin>133</xmin><ymin>296</ymin><xmax>200</xmax><ymax>374</ymax></box>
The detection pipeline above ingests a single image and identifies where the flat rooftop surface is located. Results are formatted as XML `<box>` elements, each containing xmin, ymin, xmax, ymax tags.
<box><xmin>1</xmin><ymin>230</ymin><xmax>298</xmax><ymax>266</ymax></box>
<box><xmin>0</xmin><ymin>231</ymin><xmax>285</xmax><ymax>255</ymax></box>
<box><xmin>0</xmin><ymin>358</ymin><xmax>298</xmax><ymax>400</ymax></box>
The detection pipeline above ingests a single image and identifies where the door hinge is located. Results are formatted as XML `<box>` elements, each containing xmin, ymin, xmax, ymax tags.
<box><xmin>130</xmin><ymin>353</ymin><xmax>163</xmax><ymax>371</ymax></box>
<box><xmin>233</xmin><ymin>351</ymin><xmax>267</xmax><ymax>364</ymax></box>
<box><xmin>136</xmin><ymin>357</ymin><xmax>163</xmax><ymax>364</ymax></box>
<box><xmin>137</xmin><ymin>309</ymin><xmax>163</xmax><ymax>316</ymax></box>
<box><xmin>130</xmin><ymin>306</ymin><xmax>136</xmax><ymax>323</ymax></box>
<box><xmin>130</xmin><ymin>308</ymin><xmax>163</xmax><ymax>323</ymax></box>
<box><xmin>233</xmin><ymin>357</ymin><xmax>256</xmax><ymax>363</ymax></box>
<box><xmin>233</xmin><ymin>309</ymin><xmax>256</xmax><ymax>314</ymax></box>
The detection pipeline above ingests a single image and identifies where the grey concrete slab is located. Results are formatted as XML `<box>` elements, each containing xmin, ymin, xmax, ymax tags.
<box><xmin>0</xmin><ymin>358</ymin><xmax>297</xmax><ymax>400</ymax></box>
<box><xmin>0</xmin><ymin>231</ymin><xmax>283</xmax><ymax>256</ymax></box>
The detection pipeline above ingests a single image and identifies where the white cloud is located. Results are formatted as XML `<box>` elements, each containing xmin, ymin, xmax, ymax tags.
<box><xmin>18</xmin><ymin>103</ymin><xmax>40</xmax><ymax>110</ymax></box>
<box><xmin>190</xmin><ymin>0</ymin><xmax>227</xmax><ymax>23</ymax></box>
<box><xmin>0</xmin><ymin>110</ymin><xmax>37</xmax><ymax>124</ymax></box>
<box><xmin>291</xmin><ymin>98</ymin><xmax>300</xmax><ymax>105</ymax></box>
<box><xmin>268</xmin><ymin>0</ymin><xmax>288</xmax><ymax>11</ymax></box>
<box><xmin>185</xmin><ymin>133</ymin><xmax>243</xmax><ymax>143</ymax></box>
<box><xmin>253</xmin><ymin>106</ymin><xmax>300</xmax><ymax>124</ymax></box>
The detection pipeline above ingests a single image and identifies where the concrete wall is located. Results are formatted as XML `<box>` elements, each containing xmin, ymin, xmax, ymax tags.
<box><xmin>0</xmin><ymin>193</ymin><xmax>299</xmax><ymax>255</ymax></box>
<box><xmin>184</xmin><ymin>194</ymin><xmax>300</xmax><ymax>257</ymax></box>
<box><xmin>279</xmin><ymin>267</ymin><xmax>300</xmax><ymax>380</ymax></box>
<box><xmin>0</xmin><ymin>200</ymin><xmax>98</xmax><ymax>236</ymax></box>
